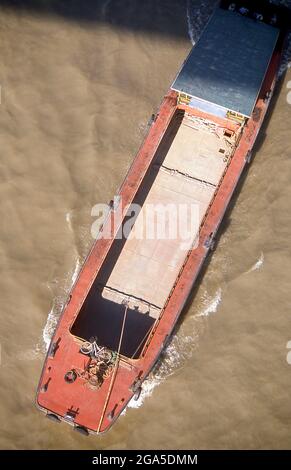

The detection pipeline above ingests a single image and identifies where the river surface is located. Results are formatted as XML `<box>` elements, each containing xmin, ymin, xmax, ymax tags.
<box><xmin>0</xmin><ymin>0</ymin><xmax>291</xmax><ymax>450</ymax></box>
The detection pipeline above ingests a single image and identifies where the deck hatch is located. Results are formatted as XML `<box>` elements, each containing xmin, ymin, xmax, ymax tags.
<box><xmin>172</xmin><ymin>8</ymin><xmax>279</xmax><ymax>117</ymax></box>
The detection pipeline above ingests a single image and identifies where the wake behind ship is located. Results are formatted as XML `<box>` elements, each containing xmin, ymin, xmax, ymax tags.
<box><xmin>36</xmin><ymin>1</ymin><xmax>290</xmax><ymax>435</ymax></box>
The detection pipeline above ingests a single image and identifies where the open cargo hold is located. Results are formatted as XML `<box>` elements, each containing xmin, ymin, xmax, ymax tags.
<box><xmin>36</xmin><ymin>0</ymin><xmax>289</xmax><ymax>434</ymax></box>
<box><xmin>71</xmin><ymin>111</ymin><xmax>238</xmax><ymax>358</ymax></box>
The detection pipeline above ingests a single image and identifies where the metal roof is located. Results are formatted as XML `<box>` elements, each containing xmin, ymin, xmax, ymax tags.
<box><xmin>171</xmin><ymin>8</ymin><xmax>279</xmax><ymax>117</ymax></box>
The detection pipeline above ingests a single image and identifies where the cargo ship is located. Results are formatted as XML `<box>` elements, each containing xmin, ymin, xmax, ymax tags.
<box><xmin>36</xmin><ymin>0</ymin><xmax>290</xmax><ymax>435</ymax></box>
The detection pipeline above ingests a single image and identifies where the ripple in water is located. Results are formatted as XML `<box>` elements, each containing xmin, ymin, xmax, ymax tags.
<box><xmin>186</xmin><ymin>0</ymin><xmax>216</xmax><ymax>45</ymax></box>
<box><xmin>41</xmin><ymin>257</ymin><xmax>81</xmax><ymax>351</ymax></box>
<box><xmin>246</xmin><ymin>252</ymin><xmax>264</xmax><ymax>274</ymax></box>
<box><xmin>127</xmin><ymin>288</ymin><xmax>223</xmax><ymax>410</ymax></box>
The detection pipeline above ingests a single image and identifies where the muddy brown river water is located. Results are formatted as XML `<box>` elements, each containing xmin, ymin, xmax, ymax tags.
<box><xmin>0</xmin><ymin>0</ymin><xmax>291</xmax><ymax>449</ymax></box>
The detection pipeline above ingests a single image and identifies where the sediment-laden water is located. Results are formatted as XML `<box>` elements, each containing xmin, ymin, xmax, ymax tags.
<box><xmin>0</xmin><ymin>0</ymin><xmax>291</xmax><ymax>449</ymax></box>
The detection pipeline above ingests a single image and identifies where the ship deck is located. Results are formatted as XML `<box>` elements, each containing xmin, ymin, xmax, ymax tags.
<box><xmin>71</xmin><ymin>110</ymin><xmax>238</xmax><ymax>357</ymax></box>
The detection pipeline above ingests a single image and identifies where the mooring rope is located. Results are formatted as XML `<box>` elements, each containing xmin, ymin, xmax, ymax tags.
<box><xmin>130</xmin><ymin>321</ymin><xmax>157</xmax><ymax>360</ymax></box>
<box><xmin>97</xmin><ymin>303</ymin><xmax>128</xmax><ymax>433</ymax></box>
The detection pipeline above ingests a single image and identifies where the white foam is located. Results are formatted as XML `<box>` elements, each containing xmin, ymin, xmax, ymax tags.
<box><xmin>41</xmin><ymin>257</ymin><xmax>81</xmax><ymax>351</ymax></box>
<box><xmin>65</xmin><ymin>211</ymin><xmax>73</xmax><ymax>232</ymax></box>
<box><xmin>15</xmin><ymin>347</ymin><xmax>41</xmax><ymax>362</ymax></box>
<box><xmin>125</xmin><ymin>289</ymin><xmax>222</xmax><ymax>411</ymax></box>
<box><xmin>71</xmin><ymin>257</ymin><xmax>81</xmax><ymax>285</ymax></box>
<box><xmin>186</xmin><ymin>0</ymin><xmax>215</xmax><ymax>46</ymax></box>
<box><xmin>247</xmin><ymin>252</ymin><xmax>264</xmax><ymax>274</ymax></box>
<box><xmin>198</xmin><ymin>288</ymin><xmax>222</xmax><ymax>317</ymax></box>
<box><xmin>127</xmin><ymin>377</ymin><xmax>160</xmax><ymax>410</ymax></box>
<box><xmin>279</xmin><ymin>31</ymin><xmax>291</xmax><ymax>76</ymax></box>
<box><xmin>187</xmin><ymin>0</ymin><xmax>196</xmax><ymax>45</ymax></box>
<box><xmin>42</xmin><ymin>306</ymin><xmax>59</xmax><ymax>351</ymax></box>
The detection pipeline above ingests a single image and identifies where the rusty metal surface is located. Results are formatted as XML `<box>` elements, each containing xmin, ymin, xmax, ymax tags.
<box><xmin>36</xmin><ymin>43</ymin><xmax>282</xmax><ymax>434</ymax></box>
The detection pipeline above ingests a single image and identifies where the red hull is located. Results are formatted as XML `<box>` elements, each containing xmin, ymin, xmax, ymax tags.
<box><xmin>36</xmin><ymin>21</ymin><xmax>284</xmax><ymax>434</ymax></box>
